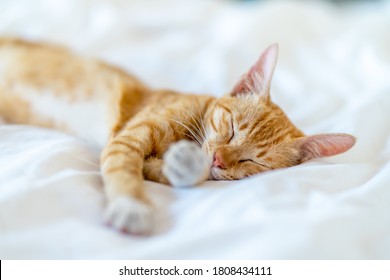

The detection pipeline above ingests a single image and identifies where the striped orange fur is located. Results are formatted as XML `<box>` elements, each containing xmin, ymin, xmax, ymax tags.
<box><xmin>0</xmin><ymin>38</ymin><xmax>355</xmax><ymax>234</ymax></box>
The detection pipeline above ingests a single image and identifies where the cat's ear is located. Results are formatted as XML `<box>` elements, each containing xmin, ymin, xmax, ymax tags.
<box><xmin>230</xmin><ymin>43</ymin><xmax>279</xmax><ymax>101</ymax></box>
<box><xmin>292</xmin><ymin>133</ymin><xmax>356</xmax><ymax>162</ymax></box>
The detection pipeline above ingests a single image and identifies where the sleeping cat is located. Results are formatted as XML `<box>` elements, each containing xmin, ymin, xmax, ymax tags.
<box><xmin>0</xmin><ymin>38</ymin><xmax>355</xmax><ymax>234</ymax></box>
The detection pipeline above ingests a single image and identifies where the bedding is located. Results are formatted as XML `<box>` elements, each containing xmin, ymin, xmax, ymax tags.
<box><xmin>0</xmin><ymin>0</ymin><xmax>390</xmax><ymax>259</ymax></box>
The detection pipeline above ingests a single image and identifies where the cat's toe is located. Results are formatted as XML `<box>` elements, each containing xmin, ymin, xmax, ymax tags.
<box><xmin>163</xmin><ymin>140</ymin><xmax>211</xmax><ymax>188</ymax></box>
<box><xmin>162</xmin><ymin>162</ymin><xmax>189</xmax><ymax>188</ymax></box>
<box><xmin>104</xmin><ymin>196</ymin><xmax>154</xmax><ymax>235</ymax></box>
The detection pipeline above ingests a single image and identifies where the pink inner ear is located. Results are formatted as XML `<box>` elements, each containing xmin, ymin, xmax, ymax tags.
<box><xmin>300</xmin><ymin>133</ymin><xmax>356</xmax><ymax>160</ymax></box>
<box><xmin>231</xmin><ymin>43</ymin><xmax>278</xmax><ymax>97</ymax></box>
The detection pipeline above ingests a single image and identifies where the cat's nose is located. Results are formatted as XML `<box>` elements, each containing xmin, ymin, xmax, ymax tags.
<box><xmin>213</xmin><ymin>152</ymin><xmax>225</xmax><ymax>169</ymax></box>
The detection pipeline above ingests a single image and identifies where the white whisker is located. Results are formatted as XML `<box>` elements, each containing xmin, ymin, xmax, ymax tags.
<box><xmin>165</xmin><ymin>117</ymin><xmax>203</xmax><ymax>147</ymax></box>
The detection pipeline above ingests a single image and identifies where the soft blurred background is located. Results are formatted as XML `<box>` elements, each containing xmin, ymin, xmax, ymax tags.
<box><xmin>2</xmin><ymin>0</ymin><xmax>389</xmax><ymax>133</ymax></box>
<box><xmin>1</xmin><ymin>0</ymin><xmax>389</xmax><ymax>91</ymax></box>
<box><xmin>1</xmin><ymin>0</ymin><xmax>390</xmax><ymax>259</ymax></box>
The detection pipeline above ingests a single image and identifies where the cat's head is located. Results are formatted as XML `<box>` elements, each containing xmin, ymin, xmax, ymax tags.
<box><xmin>203</xmin><ymin>44</ymin><xmax>356</xmax><ymax>180</ymax></box>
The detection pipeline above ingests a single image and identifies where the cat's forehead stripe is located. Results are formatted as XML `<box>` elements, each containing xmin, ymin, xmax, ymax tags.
<box><xmin>215</xmin><ymin>103</ymin><xmax>232</xmax><ymax>114</ymax></box>
<box><xmin>210</xmin><ymin>115</ymin><xmax>218</xmax><ymax>131</ymax></box>
<box><xmin>239</xmin><ymin>123</ymin><xmax>249</xmax><ymax>130</ymax></box>
<box><xmin>257</xmin><ymin>150</ymin><xmax>267</xmax><ymax>158</ymax></box>
<box><xmin>236</xmin><ymin>114</ymin><xmax>244</xmax><ymax>123</ymax></box>
<box><xmin>246</xmin><ymin>111</ymin><xmax>267</xmax><ymax>133</ymax></box>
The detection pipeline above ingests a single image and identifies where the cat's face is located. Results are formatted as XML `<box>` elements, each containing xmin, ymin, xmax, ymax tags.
<box><xmin>203</xmin><ymin>95</ymin><xmax>304</xmax><ymax>180</ymax></box>
<box><xmin>202</xmin><ymin>44</ymin><xmax>355</xmax><ymax>180</ymax></box>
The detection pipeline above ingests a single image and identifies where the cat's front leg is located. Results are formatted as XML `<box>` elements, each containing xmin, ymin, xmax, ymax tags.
<box><xmin>101</xmin><ymin>126</ymin><xmax>156</xmax><ymax>235</ymax></box>
<box><xmin>103</xmin><ymin>194</ymin><xmax>153</xmax><ymax>235</ymax></box>
<box><xmin>162</xmin><ymin>140</ymin><xmax>212</xmax><ymax>188</ymax></box>
<box><xmin>101</xmin><ymin>164</ymin><xmax>154</xmax><ymax>235</ymax></box>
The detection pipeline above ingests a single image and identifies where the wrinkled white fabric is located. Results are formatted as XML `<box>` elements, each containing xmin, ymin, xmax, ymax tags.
<box><xmin>0</xmin><ymin>0</ymin><xmax>390</xmax><ymax>259</ymax></box>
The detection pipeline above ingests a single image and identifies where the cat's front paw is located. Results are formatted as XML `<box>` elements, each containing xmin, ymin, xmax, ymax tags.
<box><xmin>104</xmin><ymin>196</ymin><xmax>154</xmax><ymax>235</ymax></box>
<box><xmin>162</xmin><ymin>140</ymin><xmax>211</xmax><ymax>188</ymax></box>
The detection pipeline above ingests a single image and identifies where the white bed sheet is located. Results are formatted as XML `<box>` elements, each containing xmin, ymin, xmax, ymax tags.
<box><xmin>0</xmin><ymin>0</ymin><xmax>390</xmax><ymax>259</ymax></box>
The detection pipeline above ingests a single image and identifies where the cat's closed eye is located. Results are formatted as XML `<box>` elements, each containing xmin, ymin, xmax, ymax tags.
<box><xmin>238</xmin><ymin>159</ymin><xmax>253</xmax><ymax>163</ymax></box>
<box><xmin>239</xmin><ymin>159</ymin><xmax>269</xmax><ymax>169</ymax></box>
<box><xmin>212</xmin><ymin>114</ymin><xmax>235</xmax><ymax>144</ymax></box>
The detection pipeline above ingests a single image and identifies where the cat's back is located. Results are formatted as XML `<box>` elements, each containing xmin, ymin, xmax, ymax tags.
<box><xmin>0</xmin><ymin>38</ymin><xmax>82</xmax><ymax>83</ymax></box>
<box><xmin>0</xmin><ymin>38</ymin><xmax>147</xmax><ymax>147</ymax></box>
<box><xmin>0</xmin><ymin>38</ymin><xmax>133</xmax><ymax>97</ymax></box>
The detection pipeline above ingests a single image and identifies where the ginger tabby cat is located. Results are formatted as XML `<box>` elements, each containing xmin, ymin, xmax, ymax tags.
<box><xmin>0</xmin><ymin>38</ymin><xmax>355</xmax><ymax>234</ymax></box>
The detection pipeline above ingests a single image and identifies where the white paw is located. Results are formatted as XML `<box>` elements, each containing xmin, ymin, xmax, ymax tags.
<box><xmin>104</xmin><ymin>196</ymin><xmax>154</xmax><ymax>235</ymax></box>
<box><xmin>162</xmin><ymin>140</ymin><xmax>211</xmax><ymax>188</ymax></box>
